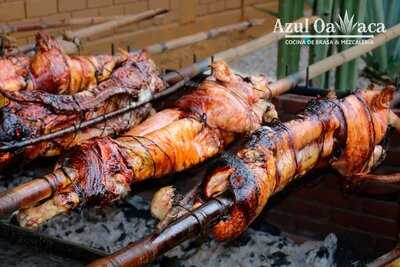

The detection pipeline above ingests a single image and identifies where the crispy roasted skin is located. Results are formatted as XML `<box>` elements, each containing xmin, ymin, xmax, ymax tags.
<box><xmin>0</xmin><ymin>52</ymin><xmax>165</xmax><ymax>170</ymax></box>
<box><xmin>0</xmin><ymin>32</ymin><xmax>126</xmax><ymax>95</ymax></box>
<box><xmin>16</xmin><ymin>61</ymin><xmax>276</xmax><ymax>228</ymax></box>
<box><xmin>200</xmin><ymin>88</ymin><xmax>393</xmax><ymax>240</ymax></box>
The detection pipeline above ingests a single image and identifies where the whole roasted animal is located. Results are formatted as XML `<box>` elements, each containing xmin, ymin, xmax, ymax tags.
<box><xmin>0</xmin><ymin>32</ymin><xmax>126</xmax><ymax>95</ymax></box>
<box><xmin>1</xmin><ymin>61</ymin><xmax>278</xmax><ymax>227</ymax></box>
<box><xmin>0</xmin><ymin>52</ymin><xmax>165</xmax><ymax>170</ymax></box>
<box><xmin>152</xmin><ymin>86</ymin><xmax>394</xmax><ymax>240</ymax></box>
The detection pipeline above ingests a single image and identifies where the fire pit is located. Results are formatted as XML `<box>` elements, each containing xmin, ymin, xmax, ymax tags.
<box><xmin>0</xmin><ymin>160</ymin><xmax>340</xmax><ymax>267</ymax></box>
<box><xmin>1</xmin><ymin>91</ymin><xmax>394</xmax><ymax>267</ymax></box>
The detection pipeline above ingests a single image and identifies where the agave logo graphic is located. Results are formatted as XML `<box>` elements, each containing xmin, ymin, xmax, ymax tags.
<box><xmin>274</xmin><ymin>10</ymin><xmax>386</xmax><ymax>39</ymax></box>
<box><xmin>335</xmin><ymin>11</ymin><xmax>357</xmax><ymax>34</ymax></box>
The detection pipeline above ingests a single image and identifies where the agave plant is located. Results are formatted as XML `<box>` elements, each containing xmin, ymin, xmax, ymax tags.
<box><xmin>308</xmin><ymin>0</ymin><xmax>334</xmax><ymax>88</ymax></box>
<box><xmin>334</xmin><ymin>0</ymin><xmax>367</xmax><ymax>92</ymax></box>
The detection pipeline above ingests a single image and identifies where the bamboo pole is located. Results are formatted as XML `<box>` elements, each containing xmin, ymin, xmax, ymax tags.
<box><xmin>277</xmin><ymin>0</ymin><xmax>305</xmax><ymax>79</ymax></box>
<box><xmin>346</xmin><ymin>0</ymin><xmax>367</xmax><ymax>92</ymax></box>
<box><xmin>6</xmin><ymin>9</ymin><xmax>168</xmax><ymax>56</ymax></box>
<box><xmin>309</xmin><ymin>0</ymin><xmax>334</xmax><ymax>88</ymax></box>
<box><xmin>0</xmin><ymin>15</ymin><xmax>137</xmax><ymax>35</ymax></box>
<box><xmin>289</xmin><ymin>0</ymin><xmax>304</xmax><ymax>74</ymax></box>
<box><xmin>386</xmin><ymin>0</ymin><xmax>400</xmax><ymax>55</ymax></box>
<box><xmin>277</xmin><ymin>0</ymin><xmax>294</xmax><ymax>79</ymax></box>
<box><xmin>369</xmin><ymin>0</ymin><xmax>388</xmax><ymax>73</ymax></box>
<box><xmin>334</xmin><ymin>0</ymin><xmax>354</xmax><ymax>92</ymax></box>
<box><xmin>87</xmin><ymin>23</ymin><xmax>400</xmax><ymax>267</ymax></box>
<box><xmin>335</xmin><ymin>0</ymin><xmax>367</xmax><ymax>93</ymax></box>
<box><xmin>0</xmin><ymin>16</ymin><xmax>317</xmax><ymax>153</ymax></box>
<box><xmin>64</xmin><ymin>9</ymin><xmax>168</xmax><ymax>42</ymax></box>
<box><xmin>143</xmin><ymin>19</ymin><xmax>264</xmax><ymax>54</ymax></box>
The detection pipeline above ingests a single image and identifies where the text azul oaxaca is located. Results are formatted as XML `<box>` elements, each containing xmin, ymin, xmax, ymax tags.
<box><xmin>274</xmin><ymin>11</ymin><xmax>386</xmax><ymax>36</ymax></box>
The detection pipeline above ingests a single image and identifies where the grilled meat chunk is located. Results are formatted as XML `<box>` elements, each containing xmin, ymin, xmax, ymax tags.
<box><xmin>0</xmin><ymin>52</ymin><xmax>165</xmax><ymax>170</ymax></box>
<box><xmin>0</xmin><ymin>32</ymin><xmax>126</xmax><ymax>95</ymax></box>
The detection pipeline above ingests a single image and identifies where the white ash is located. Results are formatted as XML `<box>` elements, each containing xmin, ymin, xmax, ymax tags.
<box><xmin>30</xmin><ymin>193</ymin><xmax>337</xmax><ymax>267</ymax></box>
<box><xmin>38</xmin><ymin>195</ymin><xmax>156</xmax><ymax>254</ymax></box>
<box><xmin>163</xmin><ymin>229</ymin><xmax>337</xmax><ymax>267</ymax></box>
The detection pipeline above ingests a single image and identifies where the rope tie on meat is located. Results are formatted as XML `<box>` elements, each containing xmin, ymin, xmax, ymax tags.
<box><xmin>61</xmin><ymin>51</ymin><xmax>71</xmax><ymax>91</ymax></box>
<box><xmin>354</xmin><ymin>93</ymin><xmax>376</xmax><ymax>168</ymax></box>
<box><xmin>275</xmin><ymin>121</ymin><xmax>299</xmax><ymax>177</ymax></box>
<box><xmin>303</xmin><ymin>99</ymin><xmax>333</xmax><ymax>168</ymax></box>
<box><xmin>85</xmin><ymin>57</ymin><xmax>101</xmax><ymax>86</ymax></box>
<box><xmin>325</xmin><ymin>98</ymin><xmax>348</xmax><ymax>158</ymax></box>
<box><xmin>119</xmin><ymin>134</ymin><xmax>174</xmax><ymax>178</ymax></box>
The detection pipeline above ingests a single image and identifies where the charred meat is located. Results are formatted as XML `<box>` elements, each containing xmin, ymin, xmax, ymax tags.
<box><xmin>0</xmin><ymin>52</ymin><xmax>165</xmax><ymax>170</ymax></box>
<box><xmin>0</xmin><ymin>32</ymin><xmax>126</xmax><ymax>95</ymax></box>
<box><xmin>12</xmin><ymin>61</ymin><xmax>277</xmax><ymax>227</ymax></box>
<box><xmin>197</xmin><ymin>87</ymin><xmax>393</xmax><ymax>240</ymax></box>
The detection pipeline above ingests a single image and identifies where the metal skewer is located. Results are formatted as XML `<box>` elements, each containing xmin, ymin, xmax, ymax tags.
<box><xmin>87</xmin><ymin>195</ymin><xmax>233</xmax><ymax>267</ymax></box>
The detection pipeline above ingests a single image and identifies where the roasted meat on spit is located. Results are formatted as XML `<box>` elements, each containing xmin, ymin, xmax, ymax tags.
<box><xmin>86</xmin><ymin>87</ymin><xmax>395</xmax><ymax>267</ymax></box>
<box><xmin>2</xmin><ymin>61</ymin><xmax>278</xmax><ymax>227</ymax></box>
<box><xmin>152</xmin><ymin>86</ymin><xmax>394</xmax><ymax>241</ymax></box>
<box><xmin>0</xmin><ymin>32</ymin><xmax>126</xmax><ymax>95</ymax></box>
<box><xmin>0</xmin><ymin>52</ymin><xmax>165</xmax><ymax>169</ymax></box>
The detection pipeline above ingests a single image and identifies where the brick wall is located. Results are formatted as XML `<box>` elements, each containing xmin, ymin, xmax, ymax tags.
<box><xmin>258</xmin><ymin>94</ymin><xmax>400</xmax><ymax>260</ymax></box>
<box><xmin>0</xmin><ymin>0</ymin><xmax>279</xmax><ymax>69</ymax></box>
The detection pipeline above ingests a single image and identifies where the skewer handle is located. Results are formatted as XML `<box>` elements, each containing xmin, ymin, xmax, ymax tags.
<box><xmin>0</xmin><ymin>169</ymin><xmax>69</xmax><ymax>217</ymax></box>
<box><xmin>0</xmin><ymin>179</ymin><xmax>52</xmax><ymax>216</ymax></box>
<box><xmin>87</xmin><ymin>196</ymin><xmax>233</xmax><ymax>267</ymax></box>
